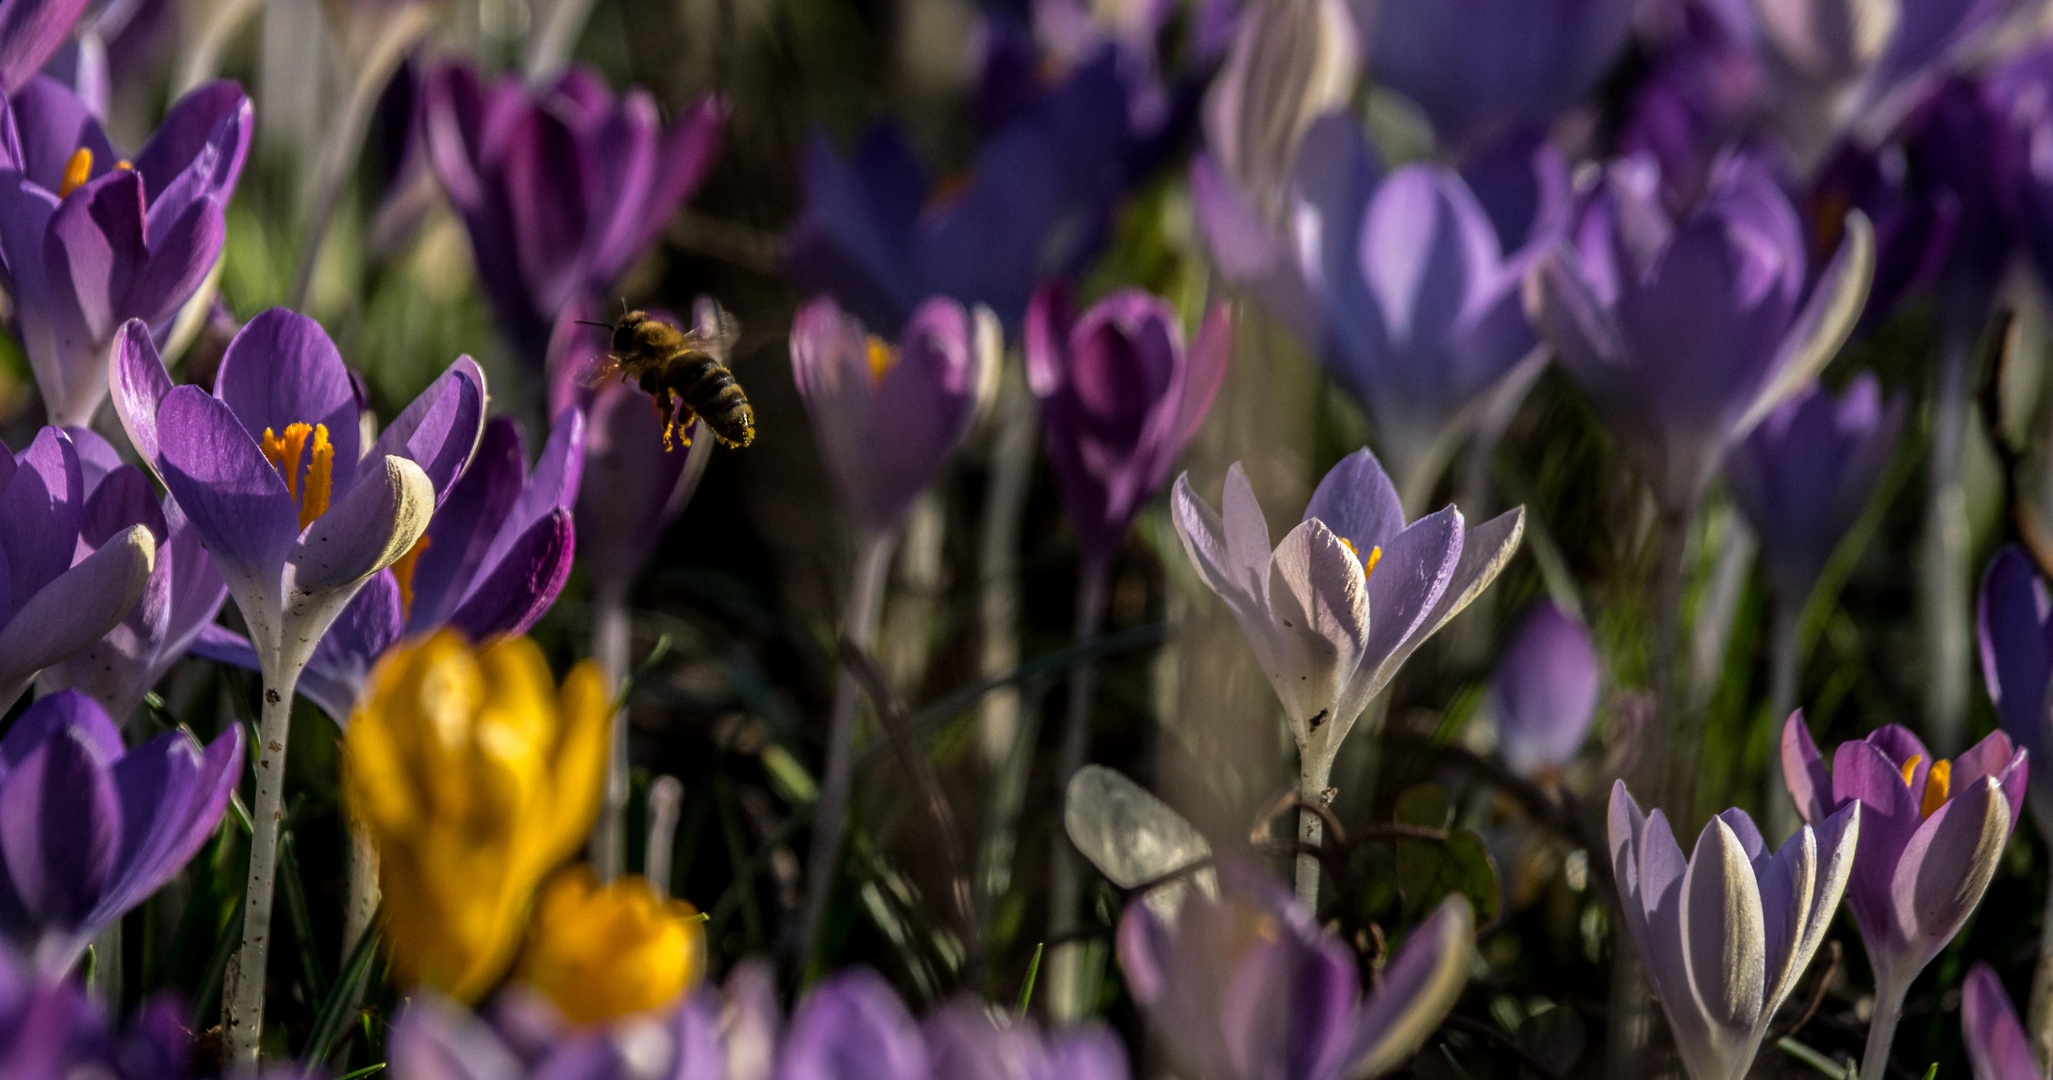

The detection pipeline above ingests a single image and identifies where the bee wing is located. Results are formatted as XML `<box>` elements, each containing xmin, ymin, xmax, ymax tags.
<box><xmin>576</xmin><ymin>351</ymin><xmax>629</xmax><ymax>389</ymax></box>
<box><xmin>686</xmin><ymin>302</ymin><xmax>741</xmax><ymax>359</ymax></box>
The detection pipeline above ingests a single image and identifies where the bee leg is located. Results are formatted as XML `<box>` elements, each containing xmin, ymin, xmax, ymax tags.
<box><xmin>655</xmin><ymin>390</ymin><xmax>679</xmax><ymax>451</ymax></box>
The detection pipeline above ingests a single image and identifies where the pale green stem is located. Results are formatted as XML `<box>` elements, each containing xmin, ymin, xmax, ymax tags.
<box><xmin>1765</xmin><ymin>600</ymin><xmax>1804</xmax><ymax>843</ymax></box>
<box><xmin>90</xmin><ymin>920</ymin><xmax>121</xmax><ymax>1005</ymax></box>
<box><xmin>342</xmin><ymin>822</ymin><xmax>379</xmax><ymax>966</ymax></box>
<box><xmin>797</xmin><ymin>531</ymin><xmax>897</xmax><ymax>972</ymax></box>
<box><xmin>976</xmin><ymin>370</ymin><xmax>1036</xmax><ymax>768</ymax></box>
<box><xmin>1296</xmin><ymin>751</ymin><xmax>1334</xmax><ymax>910</ymax></box>
<box><xmin>590</xmin><ymin>587</ymin><xmax>632</xmax><ymax>882</ymax></box>
<box><xmin>1922</xmin><ymin>328</ymin><xmax>1974</xmax><ymax>755</ymax></box>
<box><xmin>1046</xmin><ymin>553</ymin><xmax>1113</xmax><ymax>1021</ymax></box>
<box><xmin>224</xmin><ymin>665</ymin><xmax>302</xmax><ymax>1066</ymax></box>
<box><xmin>1608</xmin><ymin>944</ymin><xmax>1652</xmax><ymax>1080</ymax></box>
<box><xmin>2028</xmin><ymin>884</ymin><xmax>2053</xmax><ymax>1069</ymax></box>
<box><xmin>1859</xmin><ymin>974</ymin><xmax>1908</xmax><ymax>1080</ymax></box>
<box><xmin>645</xmin><ymin>775</ymin><xmax>683</xmax><ymax>900</ymax></box>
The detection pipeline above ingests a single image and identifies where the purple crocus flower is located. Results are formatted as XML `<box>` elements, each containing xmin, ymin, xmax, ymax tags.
<box><xmin>422</xmin><ymin>62</ymin><xmax>725</xmax><ymax>369</ymax></box>
<box><xmin>1993</xmin><ymin>45</ymin><xmax>2053</xmax><ymax>308</ymax></box>
<box><xmin>1975</xmin><ymin>544</ymin><xmax>2053</xmax><ymax>837</ymax></box>
<box><xmin>785</xmin><ymin>57</ymin><xmax>1132</xmax><ymax>335</ymax></box>
<box><xmin>1782</xmin><ymin>714</ymin><xmax>2025</xmax><ymax>1070</ymax></box>
<box><xmin>0</xmin><ymin>75</ymin><xmax>250</xmax><ymax>428</ymax></box>
<box><xmin>1171</xmin><ymin>449</ymin><xmax>1524</xmax><ymax>773</ymax></box>
<box><xmin>790</xmin><ymin>294</ymin><xmax>999</xmax><ymax>539</ymax></box>
<box><xmin>1608</xmin><ymin>780</ymin><xmax>1858</xmax><ymax>1080</ymax></box>
<box><xmin>109</xmin><ymin>308</ymin><xmax>484</xmax><ymax>692</ymax></box>
<box><xmin>1116</xmin><ymin>862</ymin><xmax>1473</xmax><ymax>1080</ymax></box>
<box><xmin>1964</xmin><ymin>963</ymin><xmax>2045</xmax><ymax>1080</ymax></box>
<box><xmin>1524</xmin><ymin>152</ymin><xmax>1875</xmax><ymax>516</ymax></box>
<box><xmin>1025</xmin><ymin>283</ymin><xmax>1228</xmax><ymax>559</ymax></box>
<box><xmin>389</xmin><ymin>989</ymin><xmax>728</xmax><ymax>1080</ymax></box>
<box><xmin>0</xmin><ymin>689</ymin><xmax>240</xmax><ymax>975</ymax></box>
<box><xmin>0</xmin><ymin>426</ymin><xmax>157</xmax><ymax>711</ymax></box>
<box><xmin>1806</xmin><ymin>140</ymin><xmax>1958</xmax><ymax>333</ymax></box>
<box><xmin>1618</xmin><ymin>9</ymin><xmax>1767</xmax><ymax>215</ymax></box>
<box><xmin>0</xmin><ymin>950</ymin><xmax>198</xmax><ymax>1079</ymax></box>
<box><xmin>1725</xmin><ymin>374</ymin><xmax>1905</xmax><ymax>605</ymax></box>
<box><xmin>195</xmin><ymin>409</ymin><xmax>584</xmax><ymax>721</ymax></box>
<box><xmin>1194</xmin><ymin>114</ymin><xmax>1555</xmax><ymax>500</ymax></box>
<box><xmin>1491</xmin><ymin>600</ymin><xmax>1600</xmax><ymax>779</ymax></box>
<box><xmin>38</xmin><ymin>428</ymin><xmax>226</xmax><ymax>720</ymax></box>
<box><xmin>0</xmin><ymin>0</ymin><xmax>90</xmax><ymax>94</ymax></box>
<box><xmin>548</xmin><ymin>304</ymin><xmax>714</xmax><ymax>606</ymax></box>
<box><xmin>1363</xmin><ymin>0</ymin><xmax>1637</xmax><ymax>156</ymax></box>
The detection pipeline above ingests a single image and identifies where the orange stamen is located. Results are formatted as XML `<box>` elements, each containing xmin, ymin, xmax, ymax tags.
<box><xmin>1898</xmin><ymin>755</ymin><xmax>1922</xmax><ymax>789</ymax></box>
<box><xmin>1921</xmin><ymin>760</ymin><xmax>1952</xmax><ymax>819</ymax></box>
<box><xmin>865</xmin><ymin>336</ymin><xmax>896</xmax><ymax>387</ymax></box>
<box><xmin>58</xmin><ymin>147</ymin><xmax>92</xmax><ymax>197</ymax></box>
<box><xmin>260</xmin><ymin>422</ymin><xmax>336</xmax><ymax>530</ymax></box>
<box><xmin>1336</xmin><ymin>538</ymin><xmax>1384</xmax><ymax>579</ymax></box>
<box><xmin>391</xmin><ymin>534</ymin><xmax>432</xmax><ymax>619</ymax></box>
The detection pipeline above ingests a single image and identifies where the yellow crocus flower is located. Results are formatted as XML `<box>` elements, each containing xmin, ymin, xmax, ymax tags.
<box><xmin>342</xmin><ymin>631</ymin><xmax>610</xmax><ymax>1002</ymax></box>
<box><xmin>516</xmin><ymin>867</ymin><xmax>706</xmax><ymax>1024</ymax></box>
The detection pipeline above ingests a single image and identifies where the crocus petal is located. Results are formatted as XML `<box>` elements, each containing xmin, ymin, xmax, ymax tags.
<box><xmin>1403</xmin><ymin>507</ymin><xmax>1526</xmax><ymax>660</ymax></box>
<box><xmin>0</xmin><ymin>524</ymin><xmax>152</xmax><ymax>701</ymax></box>
<box><xmin>1886</xmin><ymin>777</ymin><xmax>2011</xmax><ymax>985</ymax></box>
<box><xmin>153</xmin><ymin>384</ymin><xmax>300</xmax><ymax>584</ymax></box>
<box><xmin>108</xmin><ymin>319</ymin><xmax>172</xmax><ymax>468</ymax></box>
<box><xmin>1781</xmin><ymin>712</ymin><xmax>1836</xmax><ymax>825</ymax></box>
<box><xmin>289</xmin><ymin>455</ymin><xmax>435</xmax><ymax>594</ymax></box>
<box><xmin>445</xmin><ymin>508</ymin><xmax>574</xmax><ymax>639</ymax></box>
<box><xmin>1220</xmin><ymin>931</ymin><xmax>1357</xmax><ymax>1080</ymax></box>
<box><xmin>1734</xmin><ymin>211</ymin><xmax>1877</xmax><ymax>438</ymax></box>
<box><xmin>1362</xmin><ymin>506</ymin><xmax>1463</xmax><ymax>676</ymax></box>
<box><xmin>1681</xmin><ymin>818</ymin><xmax>1768</xmax><ymax>1044</ymax></box>
<box><xmin>369</xmin><ymin>356</ymin><xmax>487</xmax><ymax>504</ymax></box>
<box><xmin>0</xmin><ymin>729</ymin><xmax>119</xmax><ymax>943</ymax></box>
<box><xmin>214</xmin><ymin>308</ymin><xmax>363</xmax><ymax>494</ymax></box>
<box><xmin>774</xmin><ymin>970</ymin><xmax>927</xmax><ymax>1080</ymax></box>
<box><xmin>1963</xmin><ymin>964</ymin><xmax>2043</xmax><ymax>1080</ymax></box>
<box><xmin>93</xmin><ymin>724</ymin><xmax>240</xmax><ymax>931</ymax></box>
<box><xmin>1342</xmin><ymin>895</ymin><xmax>1476</xmax><ymax>1079</ymax></box>
<box><xmin>1263</xmin><ymin>519</ymin><xmax>1370</xmax><ymax>737</ymax></box>
<box><xmin>1303</xmin><ymin>448</ymin><xmax>1407</xmax><ymax>553</ymax></box>
<box><xmin>0</xmin><ymin>689</ymin><xmax>120</xmax><ymax>767</ymax></box>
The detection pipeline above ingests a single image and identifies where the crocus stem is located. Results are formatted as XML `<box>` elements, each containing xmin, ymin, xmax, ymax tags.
<box><xmin>1764</xmin><ymin>599</ymin><xmax>1803</xmax><ymax>843</ymax></box>
<box><xmin>1607</xmin><ymin>940</ymin><xmax>1652</xmax><ymax>1080</ymax></box>
<box><xmin>1296</xmin><ymin>752</ymin><xmax>1335</xmax><ymax>910</ymax></box>
<box><xmin>645</xmin><ymin>775</ymin><xmax>684</xmax><ymax>900</ymax></box>
<box><xmin>977</xmin><ymin>369</ymin><xmax>1037</xmax><ymax>768</ymax></box>
<box><xmin>342</xmin><ymin>821</ymin><xmax>379</xmax><ymax>965</ymax></box>
<box><xmin>524</xmin><ymin>0</ymin><xmax>598</xmax><ymax>82</ymax></box>
<box><xmin>1046</xmin><ymin>552</ymin><xmax>1113</xmax><ymax>1022</ymax></box>
<box><xmin>1922</xmin><ymin>326</ymin><xmax>1974</xmax><ymax>755</ymax></box>
<box><xmin>1860</xmin><ymin>975</ymin><xmax>1909</xmax><ymax>1080</ymax></box>
<box><xmin>2027</xmin><ymin>884</ymin><xmax>2053</xmax><ymax>1068</ymax></box>
<box><xmin>590</xmin><ymin>587</ymin><xmax>632</xmax><ymax>883</ymax></box>
<box><xmin>225</xmin><ymin>666</ymin><xmax>302</xmax><ymax>1066</ymax></box>
<box><xmin>90</xmin><ymin>919</ymin><xmax>121</xmax><ymax>1005</ymax></box>
<box><xmin>1652</xmin><ymin>504</ymin><xmax>1694</xmax><ymax>817</ymax></box>
<box><xmin>797</xmin><ymin>530</ymin><xmax>898</xmax><ymax>973</ymax></box>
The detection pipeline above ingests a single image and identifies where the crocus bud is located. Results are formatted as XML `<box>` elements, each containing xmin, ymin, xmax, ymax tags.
<box><xmin>516</xmin><ymin>867</ymin><xmax>706</xmax><ymax>1026</ymax></box>
<box><xmin>1491</xmin><ymin>600</ymin><xmax>1600</xmax><ymax>779</ymax></box>
<box><xmin>343</xmin><ymin>631</ymin><xmax>611</xmax><ymax>1002</ymax></box>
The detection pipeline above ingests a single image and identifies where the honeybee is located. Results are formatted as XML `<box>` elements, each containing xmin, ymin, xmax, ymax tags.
<box><xmin>579</xmin><ymin>303</ymin><xmax>755</xmax><ymax>450</ymax></box>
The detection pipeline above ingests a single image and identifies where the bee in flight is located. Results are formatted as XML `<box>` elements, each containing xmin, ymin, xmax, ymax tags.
<box><xmin>579</xmin><ymin>302</ymin><xmax>755</xmax><ymax>450</ymax></box>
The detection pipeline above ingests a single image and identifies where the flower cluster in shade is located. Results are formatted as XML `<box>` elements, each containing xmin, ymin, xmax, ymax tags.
<box><xmin>1524</xmin><ymin>152</ymin><xmax>1875</xmax><ymax>515</ymax></box>
<box><xmin>1026</xmin><ymin>283</ymin><xmax>1228</xmax><ymax>559</ymax></box>
<box><xmin>343</xmin><ymin>631</ymin><xmax>610</xmax><ymax>1002</ymax></box>
<box><xmin>111</xmin><ymin>308</ymin><xmax>485</xmax><ymax>691</ymax></box>
<box><xmin>0</xmin><ymin>74</ymin><xmax>250</xmax><ymax>428</ymax></box>
<box><xmin>1194</xmin><ymin>112</ymin><xmax>1560</xmax><ymax>500</ymax></box>
<box><xmin>393</xmin><ymin>958</ymin><xmax>1128</xmax><ymax>1080</ymax></box>
<box><xmin>1117</xmin><ymin>862</ymin><xmax>1474</xmax><ymax>1080</ymax></box>
<box><xmin>1490</xmin><ymin>599</ymin><xmax>1600</xmax><ymax>781</ymax></box>
<box><xmin>1782</xmin><ymin>715</ymin><xmax>2026</xmax><ymax>1001</ymax></box>
<box><xmin>790</xmin><ymin>294</ymin><xmax>999</xmax><ymax>538</ymax></box>
<box><xmin>1609</xmin><ymin>780</ymin><xmax>1857</xmax><ymax>1080</ymax></box>
<box><xmin>1172</xmin><ymin>449</ymin><xmax>1523</xmax><ymax>771</ymax></box>
<box><xmin>0</xmin><ymin>426</ymin><xmax>156</xmax><ymax>711</ymax></box>
<box><xmin>424</xmin><ymin>62</ymin><xmax>725</xmax><ymax>368</ymax></box>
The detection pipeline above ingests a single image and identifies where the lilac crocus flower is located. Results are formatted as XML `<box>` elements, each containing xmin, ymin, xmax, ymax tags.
<box><xmin>1363</xmin><ymin>0</ymin><xmax>1636</xmax><ymax>156</ymax></box>
<box><xmin>1025</xmin><ymin>283</ymin><xmax>1228</xmax><ymax>559</ymax></box>
<box><xmin>0</xmin><ymin>426</ymin><xmax>156</xmax><ymax>711</ymax></box>
<box><xmin>1201</xmin><ymin>0</ymin><xmax>1357</xmax><ymax>218</ymax></box>
<box><xmin>548</xmin><ymin>305</ymin><xmax>714</xmax><ymax>605</ymax></box>
<box><xmin>1975</xmin><ymin>545</ymin><xmax>2053</xmax><ymax>837</ymax></box>
<box><xmin>423</xmin><ymin>62</ymin><xmax>725</xmax><ymax>369</ymax></box>
<box><xmin>0</xmin><ymin>689</ymin><xmax>240</xmax><ymax>975</ymax></box>
<box><xmin>1725</xmin><ymin>374</ymin><xmax>1905</xmax><ymax>605</ymax></box>
<box><xmin>1782</xmin><ymin>714</ymin><xmax>2025</xmax><ymax>1076</ymax></box>
<box><xmin>1964</xmin><ymin>963</ymin><xmax>2045</xmax><ymax>1080</ymax></box>
<box><xmin>38</xmin><ymin>428</ymin><xmax>225</xmax><ymax>720</ymax></box>
<box><xmin>195</xmin><ymin>410</ymin><xmax>584</xmax><ymax>721</ymax></box>
<box><xmin>1172</xmin><ymin>449</ymin><xmax>1523</xmax><ymax>774</ymax></box>
<box><xmin>1491</xmin><ymin>600</ymin><xmax>1600</xmax><ymax>779</ymax></box>
<box><xmin>1608</xmin><ymin>781</ymin><xmax>1858</xmax><ymax>1080</ymax></box>
<box><xmin>1116</xmin><ymin>863</ymin><xmax>1473</xmax><ymax>1080</ymax></box>
<box><xmin>0</xmin><ymin>75</ymin><xmax>250</xmax><ymax>428</ymax></box>
<box><xmin>790</xmin><ymin>294</ymin><xmax>1000</xmax><ymax>539</ymax></box>
<box><xmin>1194</xmin><ymin>114</ymin><xmax>1554</xmax><ymax>501</ymax></box>
<box><xmin>1524</xmin><ymin>153</ymin><xmax>1875</xmax><ymax>517</ymax></box>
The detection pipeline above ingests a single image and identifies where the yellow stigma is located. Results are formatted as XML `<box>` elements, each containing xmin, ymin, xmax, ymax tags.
<box><xmin>1337</xmin><ymin>537</ymin><xmax>1383</xmax><ymax>578</ymax></box>
<box><xmin>1920</xmin><ymin>760</ymin><xmax>1952</xmax><ymax>819</ymax></box>
<box><xmin>58</xmin><ymin>147</ymin><xmax>92</xmax><ymax>197</ymax></box>
<box><xmin>516</xmin><ymin>866</ymin><xmax>705</xmax><ymax>1025</ymax></box>
<box><xmin>392</xmin><ymin>534</ymin><xmax>432</xmax><ymax>619</ymax></box>
<box><xmin>866</xmin><ymin>335</ymin><xmax>897</xmax><ymax>386</ymax></box>
<box><xmin>260</xmin><ymin>423</ymin><xmax>334</xmax><ymax>530</ymax></box>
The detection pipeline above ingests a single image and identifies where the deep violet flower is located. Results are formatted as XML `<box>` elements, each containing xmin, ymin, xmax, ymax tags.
<box><xmin>1975</xmin><ymin>544</ymin><xmax>2053</xmax><ymax>837</ymax></box>
<box><xmin>0</xmin><ymin>75</ymin><xmax>250</xmax><ymax>428</ymax></box>
<box><xmin>38</xmin><ymin>427</ymin><xmax>226</xmax><ymax>720</ymax></box>
<box><xmin>0</xmin><ymin>689</ymin><xmax>240</xmax><ymax>975</ymax></box>
<box><xmin>1172</xmin><ymin>448</ymin><xmax>1524</xmax><ymax>775</ymax></box>
<box><xmin>1116</xmin><ymin>863</ymin><xmax>1473</xmax><ymax>1080</ymax></box>
<box><xmin>1725</xmin><ymin>373</ymin><xmax>1906</xmax><ymax>606</ymax></box>
<box><xmin>1194</xmin><ymin>114</ymin><xmax>1558</xmax><ymax>500</ymax></box>
<box><xmin>1491</xmin><ymin>599</ymin><xmax>1601</xmax><ymax>779</ymax></box>
<box><xmin>423</xmin><ymin>62</ymin><xmax>725</xmax><ymax>368</ymax></box>
<box><xmin>790</xmin><ymin>294</ymin><xmax>999</xmax><ymax>539</ymax></box>
<box><xmin>1524</xmin><ymin>153</ymin><xmax>1875</xmax><ymax>516</ymax></box>
<box><xmin>195</xmin><ymin>409</ymin><xmax>585</xmax><ymax>722</ymax></box>
<box><xmin>1025</xmin><ymin>283</ymin><xmax>1228</xmax><ymax>559</ymax></box>
<box><xmin>1782</xmin><ymin>714</ymin><xmax>2026</xmax><ymax>1075</ymax></box>
<box><xmin>0</xmin><ymin>426</ymin><xmax>156</xmax><ymax>712</ymax></box>
<box><xmin>1609</xmin><ymin>781</ymin><xmax>1858</xmax><ymax>1080</ymax></box>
